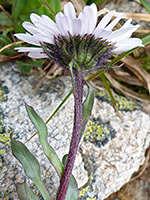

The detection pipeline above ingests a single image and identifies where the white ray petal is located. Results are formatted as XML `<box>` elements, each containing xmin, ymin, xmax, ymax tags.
<box><xmin>93</xmin><ymin>10</ymin><xmax>115</xmax><ymax>36</ymax></box>
<box><xmin>64</xmin><ymin>2</ymin><xmax>76</xmax><ymax>19</ymax></box>
<box><xmin>90</xmin><ymin>3</ymin><xmax>97</xmax><ymax>26</ymax></box>
<box><xmin>94</xmin><ymin>29</ymin><xmax>112</xmax><ymax>40</ymax></box>
<box><xmin>121</xmin><ymin>18</ymin><xmax>132</xmax><ymax>28</ymax></box>
<box><xmin>14</xmin><ymin>33</ymin><xmax>40</xmax><ymax>46</ymax></box>
<box><xmin>33</xmin><ymin>21</ymin><xmax>55</xmax><ymax>36</ymax></box>
<box><xmin>35</xmin><ymin>34</ymin><xmax>54</xmax><ymax>44</ymax></box>
<box><xmin>63</xmin><ymin>2</ymin><xmax>77</xmax><ymax>35</ymax></box>
<box><xmin>78</xmin><ymin>12</ymin><xmax>89</xmax><ymax>36</ymax></box>
<box><xmin>41</xmin><ymin>14</ymin><xmax>60</xmax><ymax>35</ymax></box>
<box><xmin>105</xmin><ymin>13</ymin><xmax>124</xmax><ymax>30</ymax></box>
<box><xmin>73</xmin><ymin>19</ymin><xmax>82</xmax><ymax>35</ymax></box>
<box><xmin>14</xmin><ymin>47</ymin><xmax>43</xmax><ymax>52</ymax></box>
<box><xmin>30</xmin><ymin>13</ymin><xmax>42</xmax><ymax>24</ymax></box>
<box><xmin>114</xmin><ymin>38</ymin><xmax>144</xmax><ymax>53</ymax></box>
<box><xmin>107</xmin><ymin>25</ymin><xmax>140</xmax><ymax>42</ymax></box>
<box><xmin>28</xmin><ymin>52</ymin><xmax>48</xmax><ymax>59</ymax></box>
<box><xmin>55</xmin><ymin>12</ymin><xmax>71</xmax><ymax>36</ymax></box>
<box><xmin>83</xmin><ymin>4</ymin><xmax>97</xmax><ymax>34</ymax></box>
<box><xmin>22</xmin><ymin>22</ymin><xmax>44</xmax><ymax>35</ymax></box>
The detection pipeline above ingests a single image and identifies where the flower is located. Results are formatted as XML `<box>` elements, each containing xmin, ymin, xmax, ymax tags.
<box><xmin>15</xmin><ymin>2</ymin><xmax>144</xmax><ymax>72</ymax></box>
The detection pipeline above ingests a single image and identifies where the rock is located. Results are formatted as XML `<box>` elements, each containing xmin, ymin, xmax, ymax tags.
<box><xmin>0</xmin><ymin>63</ymin><xmax>150</xmax><ymax>200</ymax></box>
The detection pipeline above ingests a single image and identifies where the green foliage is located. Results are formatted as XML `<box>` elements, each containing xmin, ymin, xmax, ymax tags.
<box><xmin>0</xmin><ymin>12</ymin><xmax>12</xmax><ymax>27</ymax></box>
<box><xmin>82</xmin><ymin>81</ymin><xmax>94</xmax><ymax>127</ymax></box>
<box><xmin>26</xmin><ymin>104</ymin><xmax>79</xmax><ymax>200</ymax></box>
<box><xmin>85</xmin><ymin>0</ymin><xmax>110</xmax><ymax>5</ymax></box>
<box><xmin>17</xmin><ymin>59</ymin><xmax>45</xmax><ymax>73</ymax></box>
<box><xmin>141</xmin><ymin>57</ymin><xmax>150</xmax><ymax>71</ymax></box>
<box><xmin>11</xmin><ymin>139</ymin><xmax>51</xmax><ymax>200</ymax></box>
<box><xmin>26</xmin><ymin>103</ymin><xmax>63</xmax><ymax>176</ymax></box>
<box><xmin>10</xmin><ymin>0</ymin><xmax>61</xmax><ymax>32</ymax></box>
<box><xmin>139</xmin><ymin>0</ymin><xmax>150</xmax><ymax>14</ymax></box>
<box><xmin>16</xmin><ymin>181</ymin><xmax>39</xmax><ymax>200</ymax></box>
<box><xmin>0</xmin><ymin>35</ymin><xmax>14</xmax><ymax>55</ymax></box>
<box><xmin>100</xmin><ymin>74</ymin><xmax>116</xmax><ymax>107</ymax></box>
<box><xmin>17</xmin><ymin>61</ymin><xmax>33</xmax><ymax>73</ymax></box>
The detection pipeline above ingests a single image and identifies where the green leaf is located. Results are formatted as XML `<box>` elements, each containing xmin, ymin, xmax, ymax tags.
<box><xmin>139</xmin><ymin>0</ymin><xmax>150</xmax><ymax>14</ymax></box>
<box><xmin>82</xmin><ymin>81</ymin><xmax>94</xmax><ymax>124</ymax></box>
<box><xmin>12</xmin><ymin>0</ymin><xmax>27</xmax><ymax>31</ymax></box>
<box><xmin>40</xmin><ymin>0</ymin><xmax>61</xmax><ymax>16</ymax></box>
<box><xmin>46</xmin><ymin>90</ymin><xmax>72</xmax><ymax>124</ymax></box>
<box><xmin>100</xmin><ymin>74</ymin><xmax>122</xmax><ymax>119</ymax></box>
<box><xmin>16</xmin><ymin>181</ymin><xmax>39</xmax><ymax>200</ymax></box>
<box><xmin>26</xmin><ymin>103</ymin><xmax>63</xmax><ymax>176</ymax></box>
<box><xmin>0</xmin><ymin>12</ymin><xmax>13</xmax><ymax>27</ymax></box>
<box><xmin>11</xmin><ymin>139</ymin><xmax>51</xmax><ymax>200</ymax></box>
<box><xmin>17</xmin><ymin>61</ymin><xmax>33</xmax><ymax>73</ymax></box>
<box><xmin>62</xmin><ymin>154</ymin><xmax>79</xmax><ymax>200</ymax></box>
<box><xmin>0</xmin><ymin>35</ymin><xmax>12</xmax><ymax>45</ymax></box>
<box><xmin>142</xmin><ymin>34</ymin><xmax>150</xmax><ymax>46</ymax></box>
<box><xmin>47</xmin><ymin>0</ymin><xmax>61</xmax><ymax>14</ymax></box>
<box><xmin>26</xmin><ymin>104</ymin><xmax>78</xmax><ymax>200</ymax></box>
<box><xmin>100</xmin><ymin>74</ymin><xmax>116</xmax><ymax>106</ymax></box>
<box><xmin>65</xmin><ymin>176</ymin><xmax>78</xmax><ymax>200</ymax></box>
<box><xmin>17</xmin><ymin>59</ymin><xmax>45</xmax><ymax>73</ymax></box>
<box><xmin>62</xmin><ymin>154</ymin><xmax>68</xmax><ymax>167</ymax></box>
<box><xmin>85</xmin><ymin>0</ymin><xmax>110</xmax><ymax>5</ymax></box>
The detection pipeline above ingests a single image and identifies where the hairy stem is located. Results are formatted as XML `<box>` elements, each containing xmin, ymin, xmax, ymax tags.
<box><xmin>56</xmin><ymin>71</ymin><xmax>84</xmax><ymax>200</ymax></box>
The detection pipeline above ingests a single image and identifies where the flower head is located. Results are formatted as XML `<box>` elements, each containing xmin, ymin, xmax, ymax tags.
<box><xmin>15</xmin><ymin>2</ymin><xmax>144</xmax><ymax>72</ymax></box>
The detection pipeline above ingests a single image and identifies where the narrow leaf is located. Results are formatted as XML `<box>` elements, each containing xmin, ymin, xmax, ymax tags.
<box><xmin>82</xmin><ymin>81</ymin><xmax>94</xmax><ymax>124</ymax></box>
<box><xmin>85</xmin><ymin>0</ymin><xmax>109</xmax><ymax>5</ymax></box>
<box><xmin>65</xmin><ymin>176</ymin><xmax>78</xmax><ymax>200</ymax></box>
<box><xmin>26</xmin><ymin>104</ymin><xmax>79</xmax><ymax>199</ymax></box>
<box><xmin>16</xmin><ymin>181</ymin><xmax>39</xmax><ymax>200</ymax></box>
<box><xmin>100</xmin><ymin>74</ymin><xmax>123</xmax><ymax>119</ymax></box>
<box><xmin>62</xmin><ymin>154</ymin><xmax>79</xmax><ymax>200</ymax></box>
<box><xmin>26</xmin><ymin>103</ymin><xmax>63</xmax><ymax>176</ymax></box>
<box><xmin>11</xmin><ymin>139</ymin><xmax>51</xmax><ymax>200</ymax></box>
<box><xmin>46</xmin><ymin>90</ymin><xmax>72</xmax><ymax>124</ymax></box>
<box><xmin>12</xmin><ymin>0</ymin><xmax>27</xmax><ymax>31</ymax></box>
<box><xmin>139</xmin><ymin>0</ymin><xmax>150</xmax><ymax>14</ymax></box>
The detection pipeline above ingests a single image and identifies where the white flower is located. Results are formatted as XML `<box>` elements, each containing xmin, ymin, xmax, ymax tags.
<box><xmin>14</xmin><ymin>2</ymin><xmax>144</xmax><ymax>60</ymax></box>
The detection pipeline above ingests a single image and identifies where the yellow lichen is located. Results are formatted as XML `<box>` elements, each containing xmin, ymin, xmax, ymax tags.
<box><xmin>79</xmin><ymin>186</ymin><xmax>90</xmax><ymax>197</ymax></box>
<box><xmin>96</xmin><ymin>90</ymin><xmax>139</xmax><ymax>111</ymax></box>
<box><xmin>0</xmin><ymin>133</ymin><xmax>11</xmax><ymax>146</ymax></box>
<box><xmin>86</xmin><ymin>197</ymin><xmax>97</xmax><ymax>200</ymax></box>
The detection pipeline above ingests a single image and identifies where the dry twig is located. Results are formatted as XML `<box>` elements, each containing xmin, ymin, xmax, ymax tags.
<box><xmin>0</xmin><ymin>41</ymin><xmax>24</xmax><ymax>53</ymax></box>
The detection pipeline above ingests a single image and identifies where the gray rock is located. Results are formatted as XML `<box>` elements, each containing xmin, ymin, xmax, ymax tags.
<box><xmin>0</xmin><ymin>63</ymin><xmax>150</xmax><ymax>200</ymax></box>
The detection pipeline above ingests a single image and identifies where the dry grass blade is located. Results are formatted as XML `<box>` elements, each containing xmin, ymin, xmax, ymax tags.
<box><xmin>70</xmin><ymin>0</ymin><xmax>85</xmax><ymax>13</ymax></box>
<box><xmin>33</xmin><ymin>61</ymin><xmax>52</xmax><ymax>89</ymax></box>
<box><xmin>105</xmin><ymin>72</ymin><xmax>150</xmax><ymax>103</ymax></box>
<box><xmin>115</xmin><ymin>12</ymin><xmax>150</xmax><ymax>22</ymax></box>
<box><xmin>98</xmin><ymin>9</ymin><xmax>150</xmax><ymax>22</ymax></box>
<box><xmin>0</xmin><ymin>4</ymin><xmax>12</xmax><ymax>20</ymax></box>
<box><xmin>0</xmin><ymin>55</ymin><xmax>10</xmax><ymax>62</ymax></box>
<box><xmin>33</xmin><ymin>62</ymin><xmax>62</xmax><ymax>89</ymax></box>
<box><xmin>110</xmin><ymin>69</ymin><xmax>146</xmax><ymax>88</ymax></box>
<box><xmin>121</xmin><ymin>55</ymin><xmax>150</xmax><ymax>94</ymax></box>
<box><xmin>0</xmin><ymin>41</ymin><xmax>24</xmax><ymax>53</ymax></box>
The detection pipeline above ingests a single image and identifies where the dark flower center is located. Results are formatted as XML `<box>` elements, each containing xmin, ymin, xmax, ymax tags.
<box><xmin>41</xmin><ymin>34</ymin><xmax>115</xmax><ymax>73</ymax></box>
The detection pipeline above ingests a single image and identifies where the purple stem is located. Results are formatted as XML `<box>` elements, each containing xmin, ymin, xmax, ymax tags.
<box><xmin>56</xmin><ymin>71</ymin><xmax>84</xmax><ymax>200</ymax></box>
